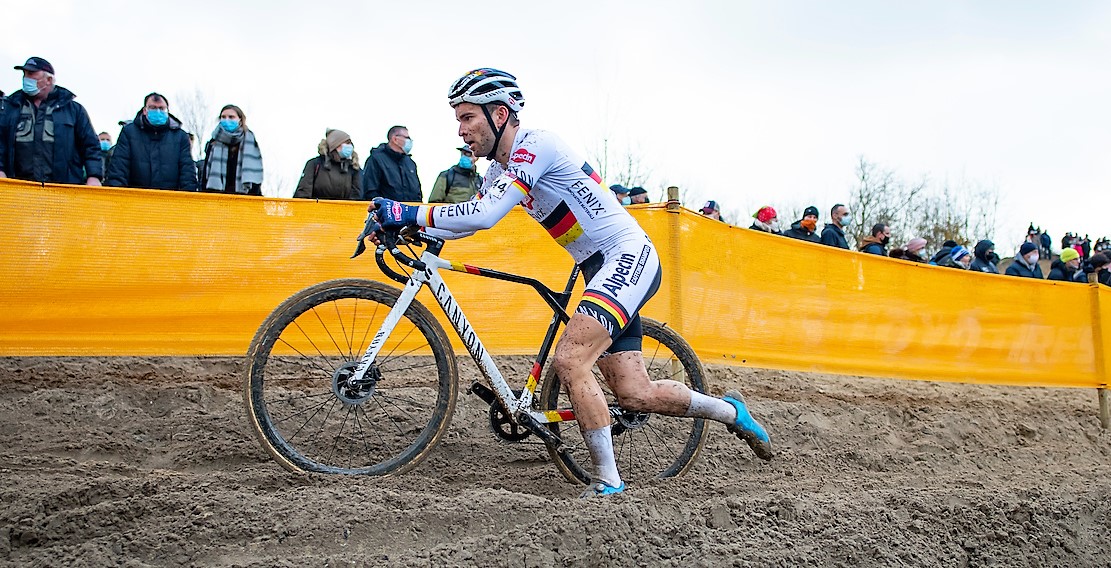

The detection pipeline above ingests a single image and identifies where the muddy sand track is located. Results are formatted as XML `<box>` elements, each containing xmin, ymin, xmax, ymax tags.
<box><xmin>1</xmin><ymin>356</ymin><xmax>1110</xmax><ymax>567</ymax></box>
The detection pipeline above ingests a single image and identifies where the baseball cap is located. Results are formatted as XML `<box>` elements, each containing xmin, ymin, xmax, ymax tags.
<box><xmin>456</xmin><ymin>143</ymin><xmax>473</xmax><ymax>154</ymax></box>
<box><xmin>609</xmin><ymin>184</ymin><xmax>628</xmax><ymax>195</ymax></box>
<box><xmin>700</xmin><ymin>200</ymin><xmax>719</xmax><ymax>213</ymax></box>
<box><xmin>15</xmin><ymin>57</ymin><xmax>54</xmax><ymax>75</ymax></box>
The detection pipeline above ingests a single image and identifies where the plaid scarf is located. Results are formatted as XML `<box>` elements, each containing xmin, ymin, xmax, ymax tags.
<box><xmin>204</xmin><ymin>127</ymin><xmax>263</xmax><ymax>192</ymax></box>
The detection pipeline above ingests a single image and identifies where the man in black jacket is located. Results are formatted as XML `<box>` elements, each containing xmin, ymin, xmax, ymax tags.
<box><xmin>969</xmin><ymin>240</ymin><xmax>998</xmax><ymax>273</ymax></box>
<box><xmin>0</xmin><ymin>57</ymin><xmax>102</xmax><ymax>185</ymax></box>
<box><xmin>362</xmin><ymin>125</ymin><xmax>421</xmax><ymax>201</ymax></box>
<box><xmin>783</xmin><ymin>205</ymin><xmax>820</xmax><ymax>243</ymax></box>
<box><xmin>820</xmin><ymin>203</ymin><xmax>851</xmax><ymax>249</ymax></box>
<box><xmin>106</xmin><ymin>93</ymin><xmax>197</xmax><ymax>191</ymax></box>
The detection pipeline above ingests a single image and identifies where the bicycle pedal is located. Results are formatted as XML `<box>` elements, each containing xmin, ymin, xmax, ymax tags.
<box><xmin>468</xmin><ymin>381</ymin><xmax>497</xmax><ymax>406</ymax></box>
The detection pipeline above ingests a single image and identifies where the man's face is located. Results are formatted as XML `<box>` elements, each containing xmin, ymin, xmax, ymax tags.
<box><xmin>804</xmin><ymin>214</ymin><xmax>818</xmax><ymax>223</ymax></box>
<box><xmin>959</xmin><ymin>256</ymin><xmax>972</xmax><ymax>269</ymax></box>
<box><xmin>455</xmin><ymin>103</ymin><xmax>498</xmax><ymax>157</ymax></box>
<box><xmin>834</xmin><ymin>206</ymin><xmax>849</xmax><ymax>224</ymax></box>
<box><xmin>631</xmin><ymin>193</ymin><xmax>648</xmax><ymax>204</ymax></box>
<box><xmin>1067</xmin><ymin>258</ymin><xmax>1081</xmax><ymax>269</ymax></box>
<box><xmin>703</xmin><ymin>209</ymin><xmax>720</xmax><ymax>221</ymax></box>
<box><xmin>879</xmin><ymin>226</ymin><xmax>892</xmax><ymax>241</ymax></box>
<box><xmin>98</xmin><ymin>133</ymin><xmax>112</xmax><ymax>144</ymax></box>
<box><xmin>389</xmin><ymin>128</ymin><xmax>410</xmax><ymax>152</ymax></box>
<box><xmin>144</xmin><ymin>98</ymin><xmax>168</xmax><ymax>116</ymax></box>
<box><xmin>22</xmin><ymin>69</ymin><xmax>49</xmax><ymax>93</ymax></box>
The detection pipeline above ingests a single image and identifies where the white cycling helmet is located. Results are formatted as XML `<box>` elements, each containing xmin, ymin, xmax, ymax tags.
<box><xmin>448</xmin><ymin>68</ymin><xmax>525</xmax><ymax>112</ymax></box>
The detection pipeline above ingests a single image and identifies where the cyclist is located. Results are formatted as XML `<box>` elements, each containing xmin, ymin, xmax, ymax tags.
<box><xmin>366</xmin><ymin>68</ymin><xmax>772</xmax><ymax>496</ymax></box>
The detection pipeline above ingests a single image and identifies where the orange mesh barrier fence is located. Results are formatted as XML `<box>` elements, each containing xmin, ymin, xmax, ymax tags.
<box><xmin>1</xmin><ymin>181</ymin><xmax>1107</xmax><ymax>389</ymax></box>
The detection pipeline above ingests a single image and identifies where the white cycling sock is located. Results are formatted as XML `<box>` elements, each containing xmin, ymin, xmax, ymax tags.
<box><xmin>582</xmin><ymin>427</ymin><xmax>622</xmax><ymax>487</ymax></box>
<box><xmin>684</xmin><ymin>391</ymin><xmax>739</xmax><ymax>424</ymax></box>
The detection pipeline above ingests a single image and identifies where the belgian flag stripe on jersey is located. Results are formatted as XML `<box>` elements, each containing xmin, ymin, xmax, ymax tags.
<box><xmin>580</xmin><ymin>163</ymin><xmax>603</xmax><ymax>185</ymax></box>
<box><xmin>539</xmin><ymin>201</ymin><xmax>584</xmax><ymax>247</ymax></box>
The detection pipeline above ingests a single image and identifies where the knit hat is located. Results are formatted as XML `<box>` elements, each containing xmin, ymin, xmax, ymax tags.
<box><xmin>906</xmin><ymin>238</ymin><xmax>927</xmax><ymax>253</ymax></box>
<box><xmin>951</xmin><ymin>245</ymin><xmax>971</xmax><ymax>261</ymax></box>
<box><xmin>1019</xmin><ymin>242</ymin><xmax>1038</xmax><ymax>256</ymax></box>
<box><xmin>1060</xmin><ymin>248</ymin><xmax>1080</xmax><ymax>263</ymax></box>
<box><xmin>325</xmin><ymin>129</ymin><xmax>351</xmax><ymax>152</ymax></box>
<box><xmin>628</xmin><ymin>186</ymin><xmax>648</xmax><ymax>196</ymax></box>
<box><xmin>802</xmin><ymin>206</ymin><xmax>819</xmax><ymax>218</ymax></box>
<box><xmin>754</xmin><ymin>206</ymin><xmax>777</xmax><ymax>223</ymax></box>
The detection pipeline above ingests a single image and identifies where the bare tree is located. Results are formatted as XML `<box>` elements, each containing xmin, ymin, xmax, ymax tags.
<box><xmin>588</xmin><ymin>137</ymin><xmax>654</xmax><ymax>193</ymax></box>
<box><xmin>849</xmin><ymin>156</ymin><xmax>1002</xmax><ymax>252</ymax></box>
<box><xmin>175</xmin><ymin>87</ymin><xmax>212</xmax><ymax>159</ymax></box>
<box><xmin>848</xmin><ymin>156</ymin><xmax>927</xmax><ymax>248</ymax></box>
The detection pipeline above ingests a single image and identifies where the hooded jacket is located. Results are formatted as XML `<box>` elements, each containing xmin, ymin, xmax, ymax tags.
<box><xmin>294</xmin><ymin>138</ymin><xmax>362</xmax><ymax>200</ymax></box>
<box><xmin>859</xmin><ymin>235</ymin><xmax>886</xmax><ymax>256</ymax></box>
<box><xmin>969</xmin><ymin>240</ymin><xmax>999</xmax><ymax>274</ymax></box>
<box><xmin>820</xmin><ymin>223</ymin><xmax>849</xmax><ymax>249</ymax></box>
<box><xmin>783</xmin><ymin>220</ymin><xmax>820</xmax><ymax>243</ymax></box>
<box><xmin>0</xmin><ymin>86</ymin><xmax>102</xmax><ymax>183</ymax></box>
<box><xmin>362</xmin><ymin>143</ymin><xmax>421</xmax><ymax>202</ymax></box>
<box><xmin>106</xmin><ymin>109</ymin><xmax>197</xmax><ymax>190</ymax></box>
<box><xmin>1047</xmin><ymin>259</ymin><xmax>1078</xmax><ymax>282</ymax></box>
<box><xmin>1005</xmin><ymin>255</ymin><xmax>1044</xmax><ymax>279</ymax></box>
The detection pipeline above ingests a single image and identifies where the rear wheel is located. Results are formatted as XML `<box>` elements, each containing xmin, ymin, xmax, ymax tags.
<box><xmin>538</xmin><ymin>318</ymin><xmax>708</xmax><ymax>485</ymax></box>
<box><xmin>245</xmin><ymin>279</ymin><xmax>458</xmax><ymax>475</ymax></box>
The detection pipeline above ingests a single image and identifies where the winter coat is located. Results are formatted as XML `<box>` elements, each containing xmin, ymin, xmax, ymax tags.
<box><xmin>1072</xmin><ymin>263</ymin><xmax>1111</xmax><ymax>286</ymax></box>
<box><xmin>782</xmin><ymin>220</ymin><xmax>820</xmax><ymax>243</ymax></box>
<box><xmin>428</xmin><ymin>164</ymin><xmax>481</xmax><ymax>203</ymax></box>
<box><xmin>888</xmin><ymin>248</ymin><xmax>925</xmax><ymax>262</ymax></box>
<box><xmin>362</xmin><ymin>143</ymin><xmax>421</xmax><ymax>202</ymax></box>
<box><xmin>748</xmin><ymin>221</ymin><xmax>782</xmax><ymax>235</ymax></box>
<box><xmin>0</xmin><ymin>86</ymin><xmax>102</xmax><ymax>183</ymax></box>
<box><xmin>1005</xmin><ymin>257</ymin><xmax>1044</xmax><ymax>279</ymax></box>
<box><xmin>820</xmin><ymin>223</ymin><xmax>849</xmax><ymax>249</ymax></box>
<box><xmin>970</xmin><ymin>240</ymin><xmax>998</xmax><ymax>273</ymax></box>
<box><xmin>859</xmin><ymin>235</ymin><xmax>886</xmax><ymax>256</ymax></box>
<box><xmin>936</xmin><ymin>255</ymin><xmax>967</xmax><ymax>270</ymax></box>
<box><xmin>969</xmin><ymin>257</ymin><xmax>998</xmax><ymax>274</ymax></box>
<box><xmin>294</xmin><ymin>140</ymin><xmax>361</xmax><ymax>200</ymax></box>
<box><xmin>106</xmin><ymin>110</ymin><xmax>197</xmax><ymax>190</ymax></box>
<box><xmin>1046</xmin><ymin>260</ymin><xmax>1078</xmax><ymax>282</ymax></box>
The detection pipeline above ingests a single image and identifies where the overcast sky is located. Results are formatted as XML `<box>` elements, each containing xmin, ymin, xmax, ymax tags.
<box><xmin>3</xmin><ymin>0</ymin><xmax>1108</xmax><ymax>253</ymax></box>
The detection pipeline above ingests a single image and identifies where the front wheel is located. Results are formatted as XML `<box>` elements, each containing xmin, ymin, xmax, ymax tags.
<box><xmin>539</xmin><ymin>318</ymin><xmax>709</xmax><ymax>485</ymax></box>
<box><xmin>245</xmin><ymin>278</ymin><xmax>458</xmax><ymax>475</ymax></box>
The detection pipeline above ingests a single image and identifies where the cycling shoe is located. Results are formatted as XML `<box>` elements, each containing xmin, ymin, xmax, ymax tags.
<box><xmin>723</xmin><ymin>390</ymin><xmax>773</xmax><ymax>461</ymax></box>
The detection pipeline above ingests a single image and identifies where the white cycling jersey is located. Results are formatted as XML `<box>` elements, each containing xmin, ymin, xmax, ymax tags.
<box><xmin>415</xmin><ymin>128</ymin><xmax>647</xmax><ymax>264</ymax></box>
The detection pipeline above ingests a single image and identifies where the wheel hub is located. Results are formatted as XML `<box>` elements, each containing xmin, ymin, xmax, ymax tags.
<box><xmin>611</xmin><ymin>405</ymin><xmax>650</xmax><ymax>435</ymax></box>
<box><xmin>332</xmin><ymin>361</ymin><xmax>379</xmax><ymax>405</ymax></box>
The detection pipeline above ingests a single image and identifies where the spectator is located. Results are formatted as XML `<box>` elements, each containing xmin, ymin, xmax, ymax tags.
<box><xmin>889</xmin><ymin>237</ymin><xmax>927</xmax><ymax>262</ymax></box>
<box><xmin>1005</xmin><ymin>242</ymin><xmax>1044</xmax><ymax>279</ymax></box>
<box><xmin>106</xmin><ymin>93</ymin><xmax>197</xmax><ymax>191</ymax></box>
<box><xmin>945</xmin><ymin>245</ymin><xmax>973</xmax><ymax>269</ymax></box>
<box><xmin>610</xmin><ymin>184</ymin><xmax>630</xmax><ymax>206</ymax></box>
<box><xmin>859</xmin><ymin>223</ymin><xmax>891</xmax><ymax>255</ymax></box>
<box><xmin>970</xmin><ymin>239</ymin><xmax>999</xmax><ymax>274</ymax></box>
<box><xmin>199</xmin><ymin>104</ymin><xmax>264</xmax><ymax>195</ymax></box>
<box><xmin>929</xmin><ymin>240</ymin><xmax>959</xmax><ymax>265</ymax></box>
<box><xmin>699</xmin><ymin>200</ymin><xmax>722</xmax><ymax>221</ymax></box>
<box><xmin>1039</xmin><ymin>229</ymin><xmax>1053</xmax><ymax>259</ymax></box>
<box><xmin>98</xmin><ymin>131</ymin><xmax>114</xmax><ymax>178</ymax></box>
<box><xmin>0</xmin><ymin>57</ymin><xmax>102</xmax><ymax>185</ymax></box>
<box><xmin>820</xmin><ymin>203</ymin><xmax>851</xmax><ymax>249</ymax></box>
<box><xmin>628</xmin><ymin>186</ymin><xmax>649</xmax><ymax>204</ymax></box>
<box><xmin>783</xmin><ymin>205</ymin><xmax>820</xmax><ymax>243</ymax></box>
<box><xmin>294</xmin><ymin>128</ymin><xmax>361</xmax><ymax>200</ymax></box>
<box><xmin>1073</xmin><ymin>252</ymin><xmax>1111</xmax><ymax>286</ymax></box>
<box><xmin>749</xmin><ymin>205</ymin><xmax>781</xmax><ymax>235</ymax></box>
<box><xmin>428</xmin><ymin>143</ymin><xmax>481</xmax><ymax>203</ymax></box>
<box><xmin>1047</xmin><ymin>248</ymin><xmax>1081</xmax><ymax>282</ymax></box>
<box><xmin>362</xmin><ymin>125</ymin><xmax>421</xmax><ymax>202</ymax></box>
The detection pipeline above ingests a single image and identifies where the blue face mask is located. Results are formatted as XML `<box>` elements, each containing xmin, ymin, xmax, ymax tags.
<box><xmin>621</xmin><ymin>196</ymin><xmax>632</xmax><ymax>206</ymax></box>
<box><xmin>339</xmin><ymin>143</ymin><xmax>354</xmax><ymax>159</ymax></box>
<box><xmin>147</xmin><ymin>109</ymin><xmax>168</xmax><ymax>126</ymax></box>
<box><xmin>458</xmin><ymin>155</ymin><xmax>473</xmax><ymax>169</ymax></box>
<box><xmin>219</xmin><ymin>118</ymin><xmax>240</xmax><ymax>133</ymax></box>
<box><xmin>840</xmin><ymin>214</ymin><xmax>852</xmax><ymax>227</ymax></box>
<box><xmin>100</xmin><ymin>140</ymin><xmax>111</xmax><ymax>151</ymax></box>
<box><xmin>22</xmin><ymin>77</ymin><xmax>40</xmax><ymax>96</ymax></box>
<box><xmin>402</xmin><ymin>138</ymin><xmax>413</xmax><ymax>154</ymax></box>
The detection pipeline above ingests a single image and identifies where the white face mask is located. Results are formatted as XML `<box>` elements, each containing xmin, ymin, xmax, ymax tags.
<box><xmin>770</xmin><ymin>219</ymin><xmax>780</xmax><ymax>231</ymax></box>
<box><xmin>1026</xmin><ymin>253</ymin><xmax>1040</xmax><ymax>264</ymax></box>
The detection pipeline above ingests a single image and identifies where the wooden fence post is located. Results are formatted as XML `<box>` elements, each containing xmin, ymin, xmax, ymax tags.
<box><xmin>1089</xmin><ymin>272</ymin><xmax>1109</xmax><ymax>428</ymax></box>
<box><xmin>665</xmin><ymin>187</ymin><xmax>682</xmax><ymax>336</ymax></box>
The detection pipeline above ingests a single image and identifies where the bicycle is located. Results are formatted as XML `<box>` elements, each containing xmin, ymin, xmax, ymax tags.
<box><xmin>244</xmin><ymin>226</ymin><xmax>709</xmax><ymax>487</ymax></box>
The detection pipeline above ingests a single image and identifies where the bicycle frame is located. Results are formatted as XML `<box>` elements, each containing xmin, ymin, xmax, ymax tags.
<box><xmin>352</xmin><ymin>234</ymin><xmax>578</xmax><ymax>432</ymax></box>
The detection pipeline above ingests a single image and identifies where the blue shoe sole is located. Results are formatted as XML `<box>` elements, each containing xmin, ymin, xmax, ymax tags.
<box><xmin>724</xmin><ymin>390</ymin><xmax>774</xmax><ymax>461</ymax></box>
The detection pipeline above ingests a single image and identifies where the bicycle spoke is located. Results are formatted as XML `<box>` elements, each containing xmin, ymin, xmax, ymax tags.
<box><xmin>310</xmin><ymin>305</ymin><xmax>349</xmax><ymax>361</ymax></box>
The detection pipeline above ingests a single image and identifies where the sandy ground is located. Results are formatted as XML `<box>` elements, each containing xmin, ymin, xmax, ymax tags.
<box><xmin>1</xmin><ymin>355</ymin><xmax>1110</xmax><ymax>567</ymax></box>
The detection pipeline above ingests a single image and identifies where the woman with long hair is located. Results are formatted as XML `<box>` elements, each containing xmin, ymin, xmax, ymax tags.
<box><xmin>199</xmin><ymin>104</ymin><xmax>264</xmax><ymax>195</ymax></box>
